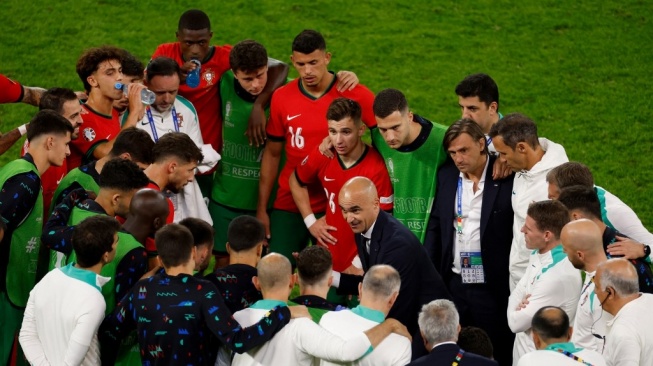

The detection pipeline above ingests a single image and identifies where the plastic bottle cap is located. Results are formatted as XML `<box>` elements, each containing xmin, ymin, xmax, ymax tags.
<box><xmin>115</xmin><ymin>82</ymin><xmax>124</xmax><ymax>90</ymax></box>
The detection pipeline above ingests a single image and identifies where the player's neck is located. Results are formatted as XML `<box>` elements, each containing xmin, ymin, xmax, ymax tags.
<box><xmin>75</xmin><ymin>262</ymin><xmax>103</xmax><ymax>275</ymax></box>
<box><xmin>95</xmin><ymin>155</ymin><xmax>111</xmax><ymax>174</ymax></box>
<box><xmin>86</xmin><ymin>90</ymin><xmax>115</xmax><ymax>116</ymax></box>
<box><xmin>94</xmin><ymin>193</ymin><xmax>116</xmax><ymax>217</ymax></box>
<box><xmin>228</xmin><ymin>251</ymin><xmax>259</xmax><ymax>268</ymax></box>
<box><xmin>584</xmin><ymin>254</ymin><xmax>607</xmax><ymax>273</ymax></box>
<box><xmin>144</xmin><ymin>165</ymin><xmax>169</xmax><ymax>191</ymax></box>
<box><xmin>464</xmin><ymin>155</ymin><xmax>487</xmax><ymax>187</ymax></box>
<box><xmin>406</xmin><ymin>116</ymin><xmax>422</xmax><ymax>146</ymax></box>
<box><xmin>165</xmin><ymin>263</ymin><xmax>194</xmax><ymax>276</ymax></box>
<box><xmin>122</xmin><ymin>220</ymin><xmax>149</xmax><ymax>245</ymax></box>
<box><xmin>301</xmin><ymin>72</ymin><xmax>334</xmax><ymax>98</ymax></box>
<box><xmin>525</xmin><ymin>146</ymin><xmax>545</xmax><ymax>171</ymax></box>
<box><xmin>27</xmin><ymin>149</ymin><xmax>51</xmax><ymax>175</ymax></box>
<box><xmin>339</xmin><ymin>141</ymin><xmax>366</xmax><ymax>167</ymax></box>
<box><xmin>538</xmin><ymin>240</ymin><xmax>561</xmax><ymax>255</ymax></box>
<box><xmin>298</xmin><ymin>283</ymin><xmax>329</xmax><ymax>299</ymax></box>
<box><xmin>261</xmin><ymin>289</ymin><xmax>290</xmax><ymax>303</ymax></box>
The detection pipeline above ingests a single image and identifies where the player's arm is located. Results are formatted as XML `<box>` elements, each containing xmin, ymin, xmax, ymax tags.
<box><xmin>246</xmin><ymin>59</ymin><xmax>289</xmax><ymax>147</ymax></box>
<box><xmin>289</xmin><ymin>171</ymin><xmax>337</xmax><ymax>246</ymax></box>
<box><xmin>63</xmin><ymin>300</ymin><xmax>106</xmax><ymax>365</ymax></box>
<box><xmin>0</xmin><ymin>172</ymin><xmax>40</xmax><ymax>233</ymax></box>
<box><xmin>256</xmin><ymin>140</ymin><xmax>283</xmax><ymax>239</ymax></box>
<box><xmin>334</xmin><ymin>70</ymin><xmax>359</xmax><ymax>92</ymax></box>
<box><xmin>113</xmin><ymin>248</ymin><xmax>148</xmax><ymax>306</ymax></box>
<box><xmin>18</xmin><ymin>291</ymin><xmax>49</xmax><ymax>365</ymax></box>
<box><xmin>506</xmin><ymin>274</ymin><xmax>530</xmax><ymax>333</ymax></box>
<box><xmin>98</xmin><ymin>291</ymin><xmax>137</xmax><ymax>365</ymax></box>
<box><xmin>21</xmin><ymin>86</ymin><xmax>46</xmax><ymax>107</ymax></box>
<box><xmin>0</xmin><ymin>126</ymin><xmax>25</xmax><ymax>156</ymax></box>
<box><xmin>41</xmin><ymin>188</ymin><xmax>89</xmax><ymax>254</ymax></box>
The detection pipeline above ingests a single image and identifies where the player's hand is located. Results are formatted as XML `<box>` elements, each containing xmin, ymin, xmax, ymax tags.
<box><xmin>256</xmin><ymin>209</ymin><xmax>272</xmax><ymax>240</ymax></box>
<box><xmin>140</xmin><ymin>264</ymin><xmax>161</xmax><ymax>280</ymax></box>
<box><xmin>246</xmin><ymin>104</ymin><xmax>267</xmax><ymax>147</ymax></box>
<box><xmin>127</xmin><ymin>83</ymin><xmax>146</xmax><ymax>119</ymax></box>
<box><xmin>335</xmin><ymin>71</ymin><xmax>359</xmax><ymax>92</ymax></box>
<box><xmin>288</xmin><ymin>305</ymin><xmax>311</xmax><ymax>319</ymax></box>
<box><xmin>607</xmin><ymin>236</ymin><xmax>646</xmax><ymax>259</ymax></box>
<box><xmin>385</xmin><ymin>318</ymin><xmax>412</xmax><ymax>342</ymax></box>
<box><xmin>492</xmin><ymin>158</ymin><xmax>512</xmax><ymax>180</ymax></box>
<box><xmin>180</xmin><ymin>60</ymin><xmax>199</xmax><ymax>84</ymax></box>
<box><xmin>342</xmin><ymin>264</ymin><xmax>364</xmax><ymax>276</ymax></box>
<box><xmin>517</xmin><ymin>294</ymin><xmax>531</xmax><ymax>310</ymax></box>
<box><xmin>308</xmin><ymin>216</ymin><xmax>337</xmax><ymax>246</ymax></box>
<box><xmin>319</xmin><ymin>136</ymin><xmax>334</xmax><ymax>159</ymax></box>
<box><xmin>75</xmin><ymin>91</ymin><xmax>88</xmax><ymax>101</ymax></box>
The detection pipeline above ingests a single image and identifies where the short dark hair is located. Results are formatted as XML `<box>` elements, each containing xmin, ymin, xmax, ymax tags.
<box><xmin>527</xmin><ymin>200</ymin><xmax>570</xmax><ymax>238</ymax></box>
<box><xmin>373</xmin><ymin>88</ymin><xmax>409</xmax><ymax>118</ymax></box>
<box><xmin>99</xmin><ymin>158</ymin><xmax>149</xmax><ymax>191</ymax></box>
<box><xmin>230</xmin><ymin>40</ymin><xmax>268</xmax><ymax>73</ymax></box>
<box><xmin>146</xmin><ymin>57</ymin><xmax>181</xmax><ymax>83</ymax></box>
<box><xmin>227</xmin><ymin>215</ymin><xmax>265</xmax><ymax>252</ymax></box>
<box><xmin>121</xmin><ymin>50</ymin><xmax>145</xmax><ymax>79</ymax></box>
<box><xmin>156</xmin><ymin>224</ymin><xmax>194</xmax><ymax>267</ymax></box>
<box><xmin>39</xmin><ymin>87</ymin><xmax>78</xmax><ymax>114</ymax></box>
<box><xmin>178</xmin><ymin>9</ymin><xmax>211</xmax><ymax>31</ymax></box>
<box><xmin>72</xmin><ymin>215</ymin><xmax>120</xmax><ymax>268</ymax></box>
<box><xmin>292</xmin><ymin>29</ymin><xmax>326</xmax><ymax>54</ymax></box>
<box><xmin>152</xmin><ymin>132</ymin><xmax>203</xmax><ymax>164</ymax></box>
<box><xmin>457</xmin><ymin>327</ymin><xmax>494</xmax><ymax>359</ymax></box>
<box><xmin>179</xmin><ymin>217</ymin><xmax>215</xmax><ymax>247</ymax></box>
<box><xmin>327</xmin><ymin>98</ymin><xmax>362</xmax><ymax>126</ymax></box>
<box><xmin>488</xmin><ymin>113</ymin><xmax>540</xmax><ymax>150</ymax></box>
<box><xmin>296</xmin><ymin>246</ymin><xmax>333</xmax><ymax>286</ymax></box>
<box><xmin>109</xmin><ymin>127</ymin><xmax>154</xmax><ymax>165</ymax></box>
<box><xmin>26</xmin><ymin>110</ymin><xmax>74</xmax><ymax>141</ymax></box>
<box><xmin>443</xmin><ymin>118</ymin><xmax>487</xmax><ymax>154</ymax></box>
<box><xmin>455</xmin><ymin>73</ymin><xmax>500</xmax><ymax>112</ymax></box>
<box><xmin>546</xmin><ymin>162</ymin><xmax>594</xmax><ymax>189</ymax></box>
<box><xmin>531</xmin><ymin>306</ymin><xmax>570</xmax><ymax>342</ymax></box>
<box><xmin>76</xmin><ymin>46</ymin><xmax>124</xmax><ymax>93</ymax></box>
<box><xmin>557</xmin><ymin>185</ymin><xmax>602</xmax><ymax>219</ymax></box>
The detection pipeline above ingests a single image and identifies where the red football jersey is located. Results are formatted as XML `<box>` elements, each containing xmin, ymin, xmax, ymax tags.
<box><xmin>21</xmin><ymin>140</ymin><xmax>67</xmax><ymax>216</ymax></box>
<box><xmin>295</xmin><ymin>145</ymin><xmax>393</xmax><ymax>271</ymax></box>
<box><xmin>0</xmin><ymin>74</ymin><xmax>23</xmax><ymax>104</ymax></box>
<box><xmin>68</xmin><ymin>104</ymin><xmax>120</xmax><ymax>171</ymax></box>
<box><xmin>266</xmin><ymin>77</ymin><xmax>376</xmax><ymax>213</ymax></box>
<box><xmin>152</xmin><ymin>43</ymin><xmax>232</xmax><ymax>152</ymax></box>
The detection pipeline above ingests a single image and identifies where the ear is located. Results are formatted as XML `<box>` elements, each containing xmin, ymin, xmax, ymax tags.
<box><xmin>388</xmin><ymin>291</ymin><xmax>399</xmax><ymax>307</ymax></box>
<box><xmin>407</xmin><ymin>111</ymin><xmax>414</xmax><ymax>122</ymax></box>
<box><xmin>516</xmin><ymin>142</ymin><xmax>528</xmax><ymax>153</ymax></box>
<box><xmin>118</xmin><ymin>152</ymin><xmax>132</xmax><ymax>160</ymax></box>
<box><xmin>477</xmin><ymin>137</ymin><xmax>486</xmax><ymax>153</ymax></box>
<box><xmin>256</xmin><ymin>242</ymin><xmax>264</xmax><ymax>258</ymax></box>
<box><xmin>156</xmin><ymin>255</ymin><xmax>163</xmax><ymax>268</ymax></box>
<box><xmin>289</xmin><ymin>274</ymin><xmax>296</xmax><ymax>289</ymax></box>
<box><xmin>357</xmin><ymin>282</ymin><xmax>363</xmax><ymax>298</ymax></box>
<box><xmin>420</xmin><ymin>330</ymin><xmax>429</xmax><ymax>349</ymax></box>
<box><xmin>152</xmin><ymin>217</ymin><xmax>162</xmax><ymax>230</ymax></box>
<box><xmin>167</xmin><ymin>160</ymin><xmax>178</xmax><ymax>174</ymax></box>
<box><xmin>488</xmin><ymin>101</ymin><xmax>498</xmax><ymax>114</ymax></box>
<box><xmin>532</xmin><ymin>331</ymin><xmax>542</xmax><ymax>349</ymax></box>
<box><xmin>324</xmin><ymin>51</ymin><xmax>332</xmax><ymax>64</ymax></box>
<box><xmin>358</xmin><ymin>124</ymin><xmax>366</xmax><ymax>137</ymax></box>
<box><xmin>292</xmin><ymin>273</ymin><xmax>299</xmax><ymax>285</ymax></box>
<box><xmin>87</xmin><ymin>75</ymin><xmax>98</xmax><ymax>89</ymax></box>
<box><xmin>252</xmin><ymin>276</ymin><xmax>261</xmax><ymax>291</ymax></box>
<box><xmin>111</xmin><ymin>192</ymin><xmax>122</xmax><ymax>207</ymax></box>
<box><xmin>571</xmin><ymin>211</ymin><xmax>584</xmax><ymax>221</ymax></box>
<box><xmin>225</xmin><ymin>242</ymin><xmax>232</xmax><ymax>255</ymax></box>
<box><xmin>327</xmin><ymin>274</ymin><xmax>333</xmax><ymax>287</ymax></box>
<box><xmin>567</xmin><ymin>326</ymin><xmax>573</xmax><ymax>341</ymax></box>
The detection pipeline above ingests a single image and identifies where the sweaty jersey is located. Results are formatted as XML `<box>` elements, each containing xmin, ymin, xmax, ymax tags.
<box><xmin>266</xmin><ymin>75</ymin><xmax>376</xmax><ymax>213</ymax></box>
<box><xmin>69</xmin><ymin>104</ymin><xmax>120</xmax><ymax>170</ymax></box>
<box><xmin>0</xmin><ymin>74</ymin><xmax>23</xmax><ymax>103</ymax></box>
<box><xmin>295</xmin><ymin>145</ymin><xmax>393</xmax><ymax>271</ymax></box>
<box><xmin>152</xmin><ymin>43</ymin><xmax>232</xmax><ymax>152</ymax></box>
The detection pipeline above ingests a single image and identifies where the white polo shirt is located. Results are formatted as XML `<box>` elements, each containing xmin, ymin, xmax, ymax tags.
<box><xmin>604</xmin><ymin>293</ymin><xmax>653</xmax><ymax>366</ymax></box>
<box><xmin>517</xmin><ymin>342</ymin><xmax>606</xmax><ymax>366</ymax></box>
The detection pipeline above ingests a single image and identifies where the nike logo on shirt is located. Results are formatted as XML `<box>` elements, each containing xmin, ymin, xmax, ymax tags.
<box><xmin>287</xmin><ymin>114</ymin><xmax>301</xmax><ymax>121</ymax></box>
<box><xmin>56</xmin><ymin>173</ymin><xmax>65</xmax><ymax>185</ymax></box>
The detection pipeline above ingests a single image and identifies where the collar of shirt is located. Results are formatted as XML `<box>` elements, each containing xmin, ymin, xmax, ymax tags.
<box><xmin>544</xmin><ymin>342</ymin><xmax>582</xmax><ymax>353</ymax></box>
<box><xmin>60</xmin><ymin>262</ymin><xmax>110</xmax><ymax>292</ymax></box>
<box><xmin>607</xmin><ymin>293</ymin><xmax>643</xmax><ymax>326</ymax></box>
<box><xmin>362</xmin><ymin>220</ymin><xmax>377</xmax><ymax>241</ymax></box>
<box><xmin>351</xmin><ymin>305</ymin><xmax>386</xmax><ymax>323</ymax></box>
<box><xmin>250</xmin><ymin>299</ymin><xmax>288</xmax><ymax>311</ymax></box>
<box><xmin>431</xmin><ymin>341</ymin><xmax>457</xmax><ymax>350</ymax></box>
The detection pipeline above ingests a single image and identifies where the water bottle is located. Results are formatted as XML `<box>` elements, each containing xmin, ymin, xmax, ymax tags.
<box><xmin>186</xmin><ymin>59</ymin><xmax>201</xmax><ymax>88</ymax></box>
<box><xmin>114</xmin><ymin>82</ymin><xmax>156</xmax><ymax>105</ymax></box>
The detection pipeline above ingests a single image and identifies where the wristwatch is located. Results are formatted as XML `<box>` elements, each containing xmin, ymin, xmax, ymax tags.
<box><xmin>644</xmin><ymin>244</ymin><xmax>651</xmax><ymax>257</ymax></box>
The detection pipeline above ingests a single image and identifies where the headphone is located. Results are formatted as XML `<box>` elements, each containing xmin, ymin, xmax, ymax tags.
<box><xmin>599</xmin><ymin>288</ymin><xmax>612</xmax><ymax>307</ymax></box>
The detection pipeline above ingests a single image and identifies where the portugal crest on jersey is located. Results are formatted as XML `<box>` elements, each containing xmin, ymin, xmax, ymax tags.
<box><xmin>83</xmin><ymin>127</ymin><xmax>96</xmax><ymax>142</ymax></box>
<box><xmin>203</xmin><ymin>68</ymin><xmax>216</xmax><ymax>86</ymax></box>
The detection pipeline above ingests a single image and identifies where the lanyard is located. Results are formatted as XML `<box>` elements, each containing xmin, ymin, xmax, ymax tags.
<box><xmin>452</xmin><ymin>349</ymin><xmax>465</xmax><ymax>366</ymax></box>
<box><xmin>486</xmin><ymin>136</ymin><xmax>492</xmax><ymax>146</ymax></box>
<box><xmin>456</xmin><ymin>177</ymin><xmax>463</xmax><ymax>236</ymax></box>
<box><xmin>146</xmin><ymin>106</ymin><xmax>179</xmax><ymax>142</ymax></box>
<box><xmin>554</xmin><ymin>349</ymin><xmax>594</xmax><ymax>366</ymax></box>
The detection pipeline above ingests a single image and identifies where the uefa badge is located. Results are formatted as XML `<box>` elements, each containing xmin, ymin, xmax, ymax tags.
<box><xmin>83</xmin><ymin>127</ymin><xmax>96</xmax><ymax>142</ymax></box>
<box><xmin>387</xmin><ymin>158</ymin><xmax>395</xmax><ymax>178</ymax></box>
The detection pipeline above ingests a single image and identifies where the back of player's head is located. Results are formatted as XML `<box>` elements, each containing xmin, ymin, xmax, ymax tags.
<box><xmin>296</xmin><ymin>246</ymin><xmax>333</xmax><ymax>286</ymax></box>
<box><xmin>72</xmin><ymin>215</ymin><xmax>120</xmax><ymax>268</ymax></box>
<box><xmin>598</xmin><ymin>258</ymin><xmax>639</xmax><ymax>297</ymax></box>
<box><xmin>455</xmin><ymin>73</ymin><xmax>500</xmax><ymax>111</ymax></box>
<box><xmin>227</xmin><ymin>215</ymin><xmax>265</xmax><ymax>252</ymax></box>
<box><xmin>26</xmin><ymin>110</ymin><xmax>74</xmax><ymax>141</ymax></box>
<box><xmin>292</xmin><ymin>29</ymin><xmax>326</xmax><ymax>54</ymax></box>
<box><xmin>156</xmin><ymin>224</ymin><xmax>195</xmax><ymax>267</ymax></box>
<box><xmin>99</xmin><ymin>158</ymin><xmax>149</xmax><ymax>192</ymax></box>
<box><xmin>146</xmin><ymin>57</ymin><xmax>181</xmax><ymax>83</ymax></box>
<box><xmin>488</xmin><ymin>113</ymin><xmax>539</xmax><ymax>150</ymax></box>
<box><xmin>362</xmin><ymin>264</ymin><xmax>401</xmax><ymax>300</ymax></box>
<box><xmin>418</xmin><ymin>299</ymin><xmax>460</xmax><ymax>344</ymax></box>
<box><xmin>152</xmin><ymin>132</ymin><xmax>203</xmax><ymax>164</ymax></box>
<box><xmin>457</xmin><ymin>327</ymin><xmax>494</xmax><ymax>359</ymax></box>
<box><xmin>39</xmin><ymin>87</ymin><xmax>77</xmax><ymax>114</ymax></box>
<box><xmin>557</xmin><ymin>185</ymin><xmax>602</xmax><ymax>219</ymax></box>
<box><xmin>257</xmin><ymin>253</ymin><xmax>292</xmax><ymax>291</ymax></box>
<box><xmin>109</xmin><ymin>127</ymin><xmax>154</xmax><ymax>165</ymax></box>
<box><xmin>179</xmin><ymin>217</ymin><xmax>215</xmax><ymax>247</ymax></box>
<box><xmin>443</xmin><ymin>118</ymin><xmax>488</xmax><ymax>154</ymax></box>
<box><xmin>531</xmin><ymin>306</ymin><xmax>569</xmax><ymax>342</ymax></box>
<box><xmin>527</xmin><ymin>200</ymin><xmax>570</xmax><ymax>238</ymax></box>
<box><xmin>327</xmin><ymin>98</ymin><xmax>362</xmax><ymax>127</ymax></box>
<box><xmin>230</xmin><ymin>40</ymin><xmax>268</xmax><ymax>73</ymax></box>
<box><xmin>178</xmin><ymin>9</ymin><xmax>211</xmax><ymax>31</ymax></box>
<box><xmin>546</xmin><ymin>162</ymin><xmax>594</xmax><ymax>189</ymax></box>
<box><xmin>373</xmin><ymin>88</ymin><xmax>409</xmax><ymax>118</ymax></box>
<box><xmin>76</xmin><ymin>46</ymin><xmax>124</xmax><ymax>93</ymax></box>
<box><xmin>121</xmin><ymin>50</ymin><xmax>145</xmax><ymax>79</ymax></box>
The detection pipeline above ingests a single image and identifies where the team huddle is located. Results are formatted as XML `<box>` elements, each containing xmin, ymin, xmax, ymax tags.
<box><xmin>0</xmin><ymin>7</ymin><xmax>652</xmax><ymax>366</ymax></box>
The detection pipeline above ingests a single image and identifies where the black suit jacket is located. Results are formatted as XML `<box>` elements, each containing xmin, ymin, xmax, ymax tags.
<box><xmin>339</xmin><ymin>210</ymin><xmax>451</xmax><ymax>335</ymax></box>
<box><xmin>408</xmin><ymin>343</ymin><xmax>498</xmax><ymax>366</ymax></box>
<box><xmin>424</xmin><ymin>156</ymin><xmax>514</xmax><ymax>305</ymax></box>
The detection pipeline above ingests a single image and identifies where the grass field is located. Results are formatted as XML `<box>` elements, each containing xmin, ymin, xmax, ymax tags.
<box><xmin>1</xmin><ymin>0</ymin><xmax>651</xmax><ymax>229</ymax></box>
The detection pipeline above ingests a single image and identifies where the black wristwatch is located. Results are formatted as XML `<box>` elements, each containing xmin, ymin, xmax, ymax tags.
<box><xmin>644</xmin><ymin>244</ymin><xmax>651</xmax><ymax>257</ymax></box>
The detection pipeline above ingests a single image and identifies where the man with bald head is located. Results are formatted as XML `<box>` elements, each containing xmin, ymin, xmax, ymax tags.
<box><xmin>560</xmin><ymin>219</ymin><xmax>609</xmax><ymax>353</ymax></box>
<box><xmin>595</xmin><ymin>258</ymin><xmax>653</xmax><ymax>365</ymax></box>
<box><xmin>334</xmin><ymin>176</ymin><xmax>450</xmax><ymax>349</ymax></box>
<box><xmin>122</xmin><ymin>189</ymin><xmax>170</xmax><ymax>270</ymax></box>
<box><xmin>232</xmin><ymin>253</ymin><xmax>409</xmax><ymax>366</ymax></box>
